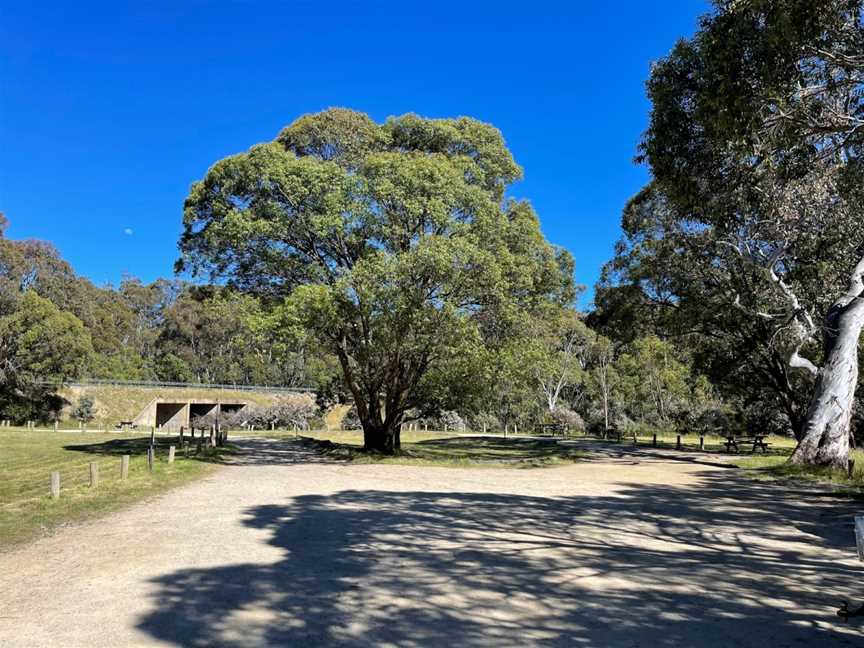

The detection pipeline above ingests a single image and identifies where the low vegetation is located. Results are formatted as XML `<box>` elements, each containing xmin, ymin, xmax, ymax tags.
<box><xmin>734</xmin><ymin>449</ymin><xmax>864</xmax><ymax>492</ymax></box>
<box><xmin>0</xmin><ymin>428</ymin><xmax>228</xmax><ymax>550</ymax></box>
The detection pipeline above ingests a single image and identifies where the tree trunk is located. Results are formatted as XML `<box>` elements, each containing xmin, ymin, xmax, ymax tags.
<box><xmin>790</xmin><ymin>296</ymin><xmax>864</xmax><ymax>469</ymax></box>
<box><xmin>362</xmin><ymin>420</ymin><xmax>399</xmax><ymax>454</ymax></box>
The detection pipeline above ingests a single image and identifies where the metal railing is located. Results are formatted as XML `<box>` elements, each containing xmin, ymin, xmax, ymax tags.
<box><xmin>48</xmin><ymin>378</ymin><xmax>314</xmax><ymax>394</ymax></box>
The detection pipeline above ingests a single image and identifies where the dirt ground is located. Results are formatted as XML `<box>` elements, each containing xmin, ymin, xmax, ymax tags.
<box><xmin>1</xmin><ymin>438</ymin><xmax>863</xmax><ymax>647</ymax></box>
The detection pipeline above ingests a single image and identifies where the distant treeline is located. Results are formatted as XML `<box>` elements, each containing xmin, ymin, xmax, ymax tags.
<box><xmin>0</xmin><ymin>215</ymin><xmax>336</xmax><ymax>421</ymax></box>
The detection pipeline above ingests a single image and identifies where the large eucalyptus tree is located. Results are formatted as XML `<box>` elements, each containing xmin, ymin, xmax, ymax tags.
<box><xmin>178</xmin><ymin>109</ymin><xmax>574</xmax><ymax>453</ymax></box>
<box><xmin>620</xmin><ymin>0</ymin><xmax>864</xmax><ymax>468</ymax></box>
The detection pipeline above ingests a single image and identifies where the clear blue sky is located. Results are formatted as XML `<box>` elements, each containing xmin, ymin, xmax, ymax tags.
<box><xmin>0</xmin><ymin>1</ymin><xmax>708</xmax><ymax>307</ymax></box>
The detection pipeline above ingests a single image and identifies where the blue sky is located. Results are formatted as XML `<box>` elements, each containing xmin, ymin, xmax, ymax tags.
<box><xmin>0</xmin><ymin>1</ymin><xmax>708</xmax><ymax>307</ymax></box>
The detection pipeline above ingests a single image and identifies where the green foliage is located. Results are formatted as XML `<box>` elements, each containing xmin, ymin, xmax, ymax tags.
<box><xmin>178</xmin><ymin>109</ymin><xmax>574</xmax><ymax>452</ymax></box>
<box><xmin>0</xmin><ymin>291</ymin><xmax>93</xmax><ymax>421</ymax></box>
<box><xmin>596</xmin><ymin>0</ymin><xmax>864</xmax><ymax>439</ymax></box>
<box><xmin>71</xmin><ymin>395</ymin><xmax>96</xmax><ymax>423</ymax></box>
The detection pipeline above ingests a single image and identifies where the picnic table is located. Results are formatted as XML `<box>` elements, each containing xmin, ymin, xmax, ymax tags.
<box><xmin>538</xmin><ymin>423</ymin><xmax>568</xmax><ymax>437</ymax></box>
<box><xmin>723</xmin><ymin>434</ymin><xmax>770</xmax><ymax>454</ymax></box>
<box><xmin>115</xmin><ymin>420</ymin><xmax>137</xmax><ymax>430</ymax></box>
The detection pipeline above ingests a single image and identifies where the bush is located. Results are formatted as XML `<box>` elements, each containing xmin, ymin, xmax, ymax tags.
<box><xmin>437</xmin><ymin>410</ymin><xmax>465</xmax><ymax>432</ymax></box>
<box><xmin>342</xmin><ymin>406</ymin><xmax>361</xmax><ymax>430</ymax></box>
<box><xmin>695</xmin><ymin>407</ymin><xmax>730</xmax><ymax>432</ymax></box>
<box><xmin>470</xmin><ymin>411</ymin><xmax>500</xmax><ymax>433</ymax></box>
<box><xmin>550</xmin><ymin>407</ymin><xmax>585</xmax><ymax>434</ymax></box>
<box><xmin>71</xmin><ymin>396</ymin><xmax>95</xmax><ymax>424</ymax></box>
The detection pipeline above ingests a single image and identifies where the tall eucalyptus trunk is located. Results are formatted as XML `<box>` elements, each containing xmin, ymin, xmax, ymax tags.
<box><xmin>791</xmin><ymin>259</ymin><xmax>864</xmax><ymax>469</ymax></box>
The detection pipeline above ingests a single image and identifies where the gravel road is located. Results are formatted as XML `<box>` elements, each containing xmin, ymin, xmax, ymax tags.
<box><xmin>1</xmin><ymin>437</ymin><xmax>861</xmax><ymax>647</ymax></box>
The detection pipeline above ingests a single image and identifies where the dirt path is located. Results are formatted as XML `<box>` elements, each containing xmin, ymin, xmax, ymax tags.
<box><xmin>1</xmin><ymin>438</ymin><xmax>862</xmax><ymax>647</ymax></box>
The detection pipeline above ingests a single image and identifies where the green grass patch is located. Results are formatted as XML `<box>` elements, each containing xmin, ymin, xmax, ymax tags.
<box><xmin>287</xmin><ymin>432</ymin><xmax>586</xmax><ymax>468</ymax></box>
<box><xmin>0</xmin><ymin>428</ymin><xmax>228</xmax><ymax>550</ymax></box>
<box><xmin>733</xmin><ymin>448</ymin><xmax>864</xmax><ymax>491</ymax></box>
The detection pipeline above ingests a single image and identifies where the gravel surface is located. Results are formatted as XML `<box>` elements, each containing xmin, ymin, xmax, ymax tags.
<box><xmin>1</xmin><ymin>437</ymin><xmax>862</xmax><ymax>647</ymax></box>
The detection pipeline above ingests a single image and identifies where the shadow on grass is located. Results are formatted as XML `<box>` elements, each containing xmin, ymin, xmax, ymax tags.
<box><xmin>405</xmin><ymin>436</ymin><xmax>582</xmax><ymax>464</ymax></box>
<box><xmin>135</xmin><ymin>456</ymin><xmax>863</xmax><ymax>647</ymax></box>
<box><xmin>62</xmin><ymin>435</ymin><xmax>236</xmax><ymax>464</ymax></box>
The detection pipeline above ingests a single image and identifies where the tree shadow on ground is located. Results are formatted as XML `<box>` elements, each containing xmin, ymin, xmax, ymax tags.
<box><xmin>407</xmin><ymin>436</ymin><xmax>579</xmax><ymax>463</ymax></box>
<box><xmin>62</xmin><ymin>436</ymin><xmax>345</xmax><ymax>466</ymax></box>
<box><xmin>136</xmin><ymin>457</ymin><xmax>864</xmax><ymax>646</ymax></box>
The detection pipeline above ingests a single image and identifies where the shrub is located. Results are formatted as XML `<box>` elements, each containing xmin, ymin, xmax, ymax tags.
<box><xmin>71</xmin><ymin>396</ymin><xmax>96</xmax><ymax>424</ymax></box>
<box><xmin>437</xmin><ymin>410</ymin><xmax>465</xmax><ymax>432</ymax></box>
<box><xmin>342</xmin><ymin>406</ymin><xmax>361</xmax><ymax>430</ymax></box>
<box><xmin>550</xmin><ymin>407</ymin><xmax>585</xmax><ymax>434</ymax></box>
<box><xmin>470</xmin><ymin>412</ymin><xmax>500</xmax><ymax>433</ymax></box>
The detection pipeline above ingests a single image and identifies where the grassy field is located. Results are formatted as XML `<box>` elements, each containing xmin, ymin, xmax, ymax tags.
<box><xmin>0</xmin><ymin>428</ymin><xmax>225</xmax><ymax>550</ymax></box>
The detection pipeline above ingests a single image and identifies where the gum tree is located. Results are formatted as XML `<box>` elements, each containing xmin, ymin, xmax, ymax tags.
<box><xmin>178</xmin><ymin>109</ymin><xmax>573</xmax><ymax>453</ymax></box>
<box><xmin>635</xmin><ymin>0</ymin><xmax>864</xmax><ymax>468</ymax></box>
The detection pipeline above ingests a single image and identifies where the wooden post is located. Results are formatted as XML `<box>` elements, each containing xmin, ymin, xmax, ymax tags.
<box><xmin>652</xmin><ymin>433</ymin><xmax>657</xmax><ymax>447</ymax></box>
<box><xmin>699</xmin><ymin>435</ymin><xmax>705</xmax><ymax>451</ymax></box>
<box><xmin>514</xmin><ymin>424</ymin><xmax>518</xmax><ymax>435</ymax></box>
<box><xmin>121</xmin><ymin>455</ymin><xmax>129</xmax><ymax>480</ymax></box>
<box><xmin>168</xmin><ymin>446</ymin><xmax>175</xmax><ymax>464</ymax></box>
<box><xmin>53</xmin><ymin>421</ymin><xmax>58</xmax><ymax>433</ymax></box>
<box><xmin>196</xmin><ymin>441</ymin><xmax>202</xmax><ymax>455</ymax></box>
<box><xmin>483</xmin><ymin>423</ymin><xmax>487</xmax><ymax>434</ymax></box>
<box><xmin>150</xmin><ymin>426</ymin><xmax>156</xmax><ymax>447</ymax></box>
<box><xmin>79</xmin><ymin>421</ymin><xmax>84</xmax><ymax>432</ymax></box>
<box><xmin>676</xmin><ymin>434</ymin><xmax>682</xmax><ymax>450</ymax></box>
<box><xmin>147</xmin><ymin>447</ymin><xmax>154</xmax><ymax>472</ymax></box>
<box><xmin>50</xmin><ymin>471</ymin><xmax>60</xmax><ymax>499</ymax></box>
<box><xmin>848</xmin><ymin>459</ymin><xmax>856</xmax><ymax>479</ymax></box>
<box><xmin>89</xmin><ymin>462</ymin><xmax>99</xmax><ymax>488</ymax></box>
<box><xmin>179</xmin><ymin>426</ymin><xmax>184</xmax><ymax>444</ymax></box>
<box><xmin>633</xmin><ymin>433</ymin><xmax>637</xmax><ymax>446</ymax></box>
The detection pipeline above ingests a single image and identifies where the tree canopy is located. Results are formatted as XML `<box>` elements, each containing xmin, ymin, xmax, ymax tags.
<box><xmin>178</xmin><ymin>109</ymin><xmax>575</xmax><ymax>452</ymax></box>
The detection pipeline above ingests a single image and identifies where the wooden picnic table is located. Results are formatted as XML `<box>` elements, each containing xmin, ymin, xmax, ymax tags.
<box><xmin>538</xmin><ymin>423</ymin><xmax>568</xmax><ymax>437</ymax></box>
<box><xmin>724</xmin><ymin>434</ymin><xmax>770</xmax><ymax>454</ymax></box>
<box><xmin>115</xmin><ymin>420</ymin><xmax>137</xmax><ymax>430</ymax></box>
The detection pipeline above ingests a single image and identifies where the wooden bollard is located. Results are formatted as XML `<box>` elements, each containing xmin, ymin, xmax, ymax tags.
<box><xmin>633</xmin><ymin>433</ymin><xmax>637</xmax><ymax>446</ymax></box>
<box><xmin>50</xmin><ymin>471</ymin><xmax>60</xmax><ymax>498</ymax></box>
<box><xmin>168</xmin><ymin>445</ymin><xmax>175</xmax><ymax>464</ymax></box>
<box><xmin>483</xmin><ymin>423</ymin><xmax>487</xmax><ymax>434</ymax></box>
<box><xmin>53</xmin><ymin>421</ymin><xmax>59</xmax><ymax>432</ymax></box>
<box><xmin>120</xmin><ymin>455</ymin><xmax>129</xmax><ymax>480</ymax></box>
<box><xmin>89</xmin><ymin>462</ymin><xmax>99</xmax><ymax>488</ymax></box>
<box><xmin>676</xmin><ymin>435</ymin><xmax>682</xmax><ymax>450</ymax></box>
<box><xmin>652</xmin><ymin>433</ymin><xmax>657</xmax><ymax>447</ymax></box>
<box><xmin>179</xmin><ymin>426</ymin><xmax>184</xmax><ymax>444</ymax></box>
<box><xmin>147</xmin><ymin>447</ymin><xmax>154</xmax><ymax>472</ymax></box>
<box><xmin>150</xmin><ymin>426</ymin><xmax>156</xmax><ymax>447</ymax></box>
<box><xmin>699</xmin><ymin>436</ymin><xmax>705</xmax><ymax>451</ymax></box>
